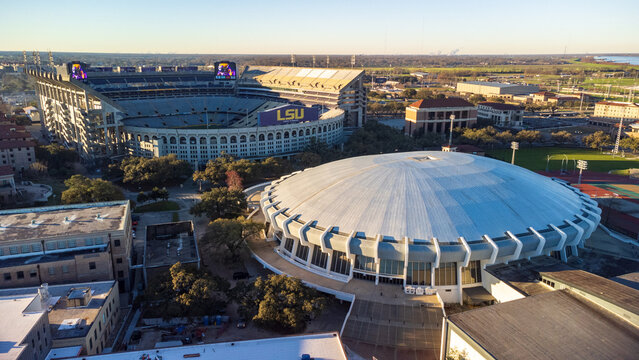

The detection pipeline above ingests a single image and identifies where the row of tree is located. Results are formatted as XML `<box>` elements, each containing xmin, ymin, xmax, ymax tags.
<box><xmin>107</xmin><ymin>154</ymin><xmax>192</xmax><ymax>189</ymax></box>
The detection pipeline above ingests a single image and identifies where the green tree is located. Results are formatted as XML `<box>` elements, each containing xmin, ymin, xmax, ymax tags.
<box><xmin>495</xmin><ymin>130</ymin><xmax>515</xmax><ymax>144</ymax></box>
<box><xmin>619</xmin><ymin>137</ymin><xmax>639</xmax><ymax>153</ymax></box>
<box><xmin>487</xmin><ymin>97</ymin><xmax>505</xmax><ymax>103</ymax></box>
<box><xmin>119</xmin><ymin>154</ymin><xmax>192</xmax><ymax>188</ymax></box>
<box><xmin>238</xmin><ymin>274</ymin><xmax>327</xmax><ymax>333</ymax></box>
<box><xmin>415</xmin><ymin>88</ymin><xmax>434</xmax><ymax>100</ymax></box>
<box><xmin>61</xmin><ymin>175</ymin><xmax>125</xmax><ymax>204</ymax></box>
<box><xmin>35</xmin><ymin>144</ymin><xmax>78</xmax><ymax>176</ymax></box>
<box><xmin>201</xmin><ymin>217</ymin><xmax>263</xmax><ymax>260</ymax></box>
<box><xmin>136</xmin><ymin>191</ymin><xmax>148</xmax><ymax>204</ymax></box>
<box><xmin>401</xmin><ymin>88</ymin><xmax>417</xmax><ymax>98</ymax></box>
<box><xmin>515</xmin><ymin>129</ymin><xmax>542</xmax><ymax>145</ymax></box>
<box><xmin>468</xmin><ymin>94</ymin><xmax>487</xmax><ymax>104</ymax></box>
<box><xmin>582</xmin><ymin>131</ymin><xmax>612</xmax><ymax>150</ymax></box>
<box><xmin>190</xmin><ymin>187</ymin><xmax>247</xmax><ymax>220</ymax></box>
<box><xmin>551</xmin><ymin>130</ymin><xmax>574</xmax><ymax>144</ymax></box>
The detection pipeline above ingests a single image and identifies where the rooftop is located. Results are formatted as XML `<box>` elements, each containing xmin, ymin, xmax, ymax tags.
<box><xmin>0</xmin><ymin>165</ymin><xmax>13</xmax><ymax>177</ymax></box>
<box><xmin>596</xmin><ymin>101</ymin><xmax>639</xmax><ymax>107</ymax></box>
<box><xmin>485</xmin><ymin>256</ymin><xmax>572</xmax><ymax>296</ymax></box>
<box><xmin>0</xmin><ymin>281</ymin><xmax>115</xmax><ymax>340</ymax></box>
<box><xmin>145</xmin><ymin>221</ymin><xmax>200</xmax><ymax>269</ymax></box>
<box><xmin>409</xmin><ymin>97</ymin><xmax>474</xmax><ymax>109</ymax></box>
<box><xmin>458</xmin><ymin>81</ymin><xmax>533</xmax><ymax>88</ymax></box>
<box><xmin>240</xmin><ymin>66</ymin><xmax>363</xmax><ymax>92</ymax></box>
<box><xmin>611</xmin><ymin>271</ymin><xmax>639</xmax><ymax>290</ymax></box>
<box><xmin>0</xmin><ymin>295</ymin><xmax>46</xmax><ymax>360</ymax></box>
<box><xmin>478</xmin><ymin>102</ymin><xmax>522</xmax><ymax>111</ymax></box>
<box><xmin>448</xmin><ymin>290</ymin><xmax>639</xmax><ymax>360</ymax></box>
<box><xmin>62</xmin><ymin>332</ymin><xmax>347</xmax><ymax>360</ymax></box>
<box><xmin>540</xmin><ymin>269</ymin><xmax>639</xmax><ymax>315</ymax></box>
<box><xmin>269</xmin><ymin>151</ymin><xmax>584</xmax><ymax>242</ymax></box>
<box><xmin>0</xmin><ymin>201</ymin><xmax>129</xmax><ymax>243</ymax></box>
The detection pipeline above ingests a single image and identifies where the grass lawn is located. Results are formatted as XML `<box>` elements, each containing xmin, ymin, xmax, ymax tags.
<box><xmin>134</xmin><ymin>200</ymin><xmax>180</xmax><ymax>213</ymax></box>
<box><xmin>486</xmin><ymin>147</ymin><xmax>639</xmax><ymax>172</ymax></box>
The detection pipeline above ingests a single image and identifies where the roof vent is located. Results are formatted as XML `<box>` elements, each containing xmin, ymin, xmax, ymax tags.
<box><xmin>96</xmin><ymin>213</ymin><xmax>101</xmax><ymax>220</ymax></box>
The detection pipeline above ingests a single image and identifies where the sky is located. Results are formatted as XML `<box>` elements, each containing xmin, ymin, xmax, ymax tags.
<box><xmin>2</xmin><ymin>0</ymin><xmax>638</xmax><ymax>55</ymax></box>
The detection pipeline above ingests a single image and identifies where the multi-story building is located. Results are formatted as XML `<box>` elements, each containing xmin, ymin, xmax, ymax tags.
<box><xmin>0</xmin><ymin>201</ymin><xmax>132</xmax><ymax>294</ymax></box>
<box><xmin>404</xmin><ymin>98</ymin><xmax>477</xmax><ymax>137</ymax></box>
<box><xmin>0</xmin><ymin>281</ymin><xmax>120</xmax><ymax>356</ymax></box>
<box><xmin>594</xmin><ymin>101</ymin><xmax>639</xmax><ymax>120</ymax></box>
<box><xmin>0</xmin><ymin>123</ymin><xmax>36</xmax><ymax>172</ymax></box>
<box><xmin>0</xmin><ymin>290</ymin><xmax>52</xmax><ymax>360</ymax></box>
<box><xmin>477</xmin><ymin>102</ymin><xmax>524</xmax><ymax>128</ymax></box>
<box><xmin>238</xmin><ymin>66</ymin><xmax>367</xmax><ymax>128</ymax></box>
<box><xmin>456</xmin><ymin>81</ymin><xmax>539</xmax><ymax>97</ymax></box>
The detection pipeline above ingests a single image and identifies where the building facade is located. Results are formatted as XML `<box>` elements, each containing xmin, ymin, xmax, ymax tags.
<box><xmin>477</xmin><ymin>102</ymin><xmax>524</xmax><ymax>128</ymax></box>
<box><xmin>594</xmin><ymin>101</ymin><xmax>639</xmax><ymax>120</ymax></box>
<box><xmin>404</xmin><ymin>98</ymin><xmax>477</xmax><ymax>137</ymax></box>
<box><xmin>0</xmin><ymin>294</ymin><xmax>52</xmax><ymax>360</ymax></box>
<box><xmin>0</xmin><ymin>123</ymin><xmax>36</xmax><ymax>172</ymax></box>
<box><xmin>456</xmin><ymin>81</ymin><xmax>539</xmax><ymax>97</ymax></box>
<box><xmin>0</xmin><ymin>201</ymin><xmax>132</xmax><ymax>293</ymax></box>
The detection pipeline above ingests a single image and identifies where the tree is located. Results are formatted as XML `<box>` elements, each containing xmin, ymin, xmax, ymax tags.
<box><xmin>495</xmin><ymin>130</ymin><xmax>515</xmax><ymax>144</ymax></box>
<box><xmin>415</xmin><ymin>88</ymin><xmax>434</xmax><ymax>100</ymax></box>
<box><xmin>190</xmin><ymin>187</ymin><xmax>247</xmax><ymax>220</ymax></box>
<box><xmin>238</xmin><ymin>274</ymin><xmax>327</xmax><ymax>333</ymax></box>
<box><xmin>619</xmin><ymin>137</ymin><xmax>639</xmax><ymax>153</ymax></box>
<box><xmin>194</xmin><ymin>155</ymin><xmax>262</xmax><ymax>186</ymax></box>
<box><xmin>225</xmin><ymin>170</ymin><xmax>243</xmax><ymax>191</ymax></box>
<box><xmin>468</xmin><ymin>94</ymin><xmax>487</xmax><ymax>104</ymax></box>
<box><xmin>136</xmin><ymin>191</ymin><xmax>148</xmax><ymax>204</ymax></box>
<box><xmin>292</xmin><ymin>152</ymin><xmax>322</xmax><ymax>168</ymax></box>
<box><xmin>201</xmin><ymin>217</ymin><xmax>263</xmax><ymax>260</ymax></box>
<box><xmin>582</xmin><ymin>131</ymin><xmax>612</xmax><ymax>150</ymax></box>
<box><xmin>61</xmin><ymin>175</ymin><xmax>125</xmax><ymax>204</ymax></box>
<box><xmin>487</xmin><ymin>97</ymin><xmax>505</xmax><ymax>103</ymax></box>
<box><xmin>401</xmin><ymin>88</ymin><xmax>417</xmax><ymax>98</ymax></box>
<box><xmin>515</xmin><ymin>130</ymin><xmax>542</xmax><ymax>145</ymax></box>
<box><xmin>35</xmin><ymin>144</ymin><xmax>78</xmax><ymax>176</ymax></box>
<box><xmin>118</xmin><ymin>154</ymin><xmax>192</xmax><ymax>188</ymax></box>
<box><xmin>551</xmin><ymin>131</ymin><xmax>574</xmax><ymax>144</ymax></box>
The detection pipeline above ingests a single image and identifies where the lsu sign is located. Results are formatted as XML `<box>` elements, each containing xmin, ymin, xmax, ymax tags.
<box><xmin>258</xmin><ymin>105</ymin><xmax>319</xmax><ymax>126</ymax></box>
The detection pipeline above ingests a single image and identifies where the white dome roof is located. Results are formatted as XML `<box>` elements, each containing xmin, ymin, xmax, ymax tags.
<box><xmin>269</xmin><ymin>151</ymin><xmax>585</xmax><ymax>242</ymax></box>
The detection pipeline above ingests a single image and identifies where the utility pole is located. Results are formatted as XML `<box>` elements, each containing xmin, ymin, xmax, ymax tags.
<box><xmin>448</xmin><ymin>114</ymin><xmax>455</xmax><ymax>147</ymax></box>
<box><xmin>511</xmin><ymin>141</ymin><xmax>519</xmax><ymax>165</ymax></box>
<box><xmin>579</xmin><ymin>91</ymin><xmax>584</xmax><ymax>112</ymax></box>
<box><xmin>577</xmin><ymin>160</ymin><xmax>588</xmax><ymax>185</ymax></box>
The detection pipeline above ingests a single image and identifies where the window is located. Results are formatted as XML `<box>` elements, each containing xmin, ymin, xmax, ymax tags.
<box><xmin>57</xmin><ymin>240</ymin><xmax>66</xmax><ymax>249</ymax></box>
<box><xmin>10</xmin><ymin>246</ymin><xmax>18</xmax><ymax>255</ymax></box>
<box><xmin>30</xmin><ymin>269</ymin><xmax>37</xmax><ymax>278</ymax></box>
<box><xmin>17</xmin><ymin>271</ymin><xmax>24</xmax><ymax>279</ymax></box>
<box><xmin>295</xmin><ymin>244</ymin><xmax>309</xmax><ymax>261</ymax></box>
<box><xmin>284</xmin><ymin>238</ymin><xmax>294</xmax><ymax>253</ymax></box>
<box><xmin>407</xmin><ymin>262</ymin><xmax>431</xmax><ymax>286</ymax></box>
<box><xmin>89</xmin><ymin>262</ymin><xmax>96</xmax><ymax>270</ymax></box>
<box><xmin>21</xmin><ymin>244</ymin><xmax>30</xmax><ymax>253</ymax></box>
<box><xmin>310</xmin><ymin>245</ymin><xmax>328</xmax><ymax>268</ymax></box>
<box><xmin>62</xmin><ymin>265</ymin><xmax>69</xmax><ymax>273</ymax></box>
<box><xmin>116</xmin><ymin>258</ymin><xmax>123</xmax><ymax>264</ymax></box>
<box><xmin>68</xmin><ymin>239</ymin><xmax>77</xmax><ymax>248</ymax></box>
<box><xmin>461</xmin><ymin>260</ymin><xmax>482</xmax><ymax>284</ymax></box>
<box><xmin>89</xmin><ymin>339</ymin><xmax>93</xmax><ymax>350</ymax></box>
<box><xmin>117</xmin><ymin>271</ymin><xmax>124</xmax><ymax>278</ymax></box>
<box><xmin>3</xmin><ymin>273</ymin><xmax>11</xmax><ymax>281</ymax></box>
<box><xmin>330</xmin><ymin>251</ymin><xmax>350</xmax><ymax>275</ymax></box>
<box><xmin>379</xmin><ymin>259</ymin><xmax>404</xmax><ymax>276</ymax></box>
<box><xmin>114</xmin><ymin>239</ymin><xmax>121</xmax><ymax>247</ymax></box>
<box><xmin>48</xmin><ymin>267</ymin><xmax>55</xmax><ymax>275</ymax></box>
<box><xmin>434</xmin><ymin>262</ymin><xmax>458</xmax><ymax>286</ymax></box>
<box><xmin>354</xmin><ymin>255</ymin><xmax>376</xmax><ymax>273</ymax></box>
<box><xmin>85</xmin><ymin>238</ymin><xmax>94</xmax><ymax>246</ymax></box>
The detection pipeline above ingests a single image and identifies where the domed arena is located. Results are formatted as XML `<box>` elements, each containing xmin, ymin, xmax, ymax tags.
<box><xmin>260</xmin><ymin>151</ymin><xmax>602</xmax><ymax>303</ymax></box>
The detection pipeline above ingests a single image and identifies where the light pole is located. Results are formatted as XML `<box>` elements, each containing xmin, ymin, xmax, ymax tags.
<box><xmin>448</xmin><ymin>114</ymin><xmax>455</xmax><ymax>147</ymax></box>
<box><xmin>511</xmin><ymin>141</ymin><xmax>519</xmax><ymax>165</ymax></box>
<box><xmin>577</xmin><ymin>160</ymin><xmax>588</xmax><ymax>185</ymax></box>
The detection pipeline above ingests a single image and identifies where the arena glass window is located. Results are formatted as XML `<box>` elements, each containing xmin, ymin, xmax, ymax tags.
<box><xmin>162</xmin><ymin>136</ymin><xmax>167</xmax><ymax>144</ymax></box>
<box><xmin>318</xmin><ymin>127</ymin><xmax>322</xmax><ymax>134</ymax></box>
<box><xmin>259</xmin><ymin>134</ymin><xmax>265</xmax><ymax>141</ymax></box>
<box><xmin>210</xmin><ymin>137</ymin><xmax>217</xmax><ymax>144</ymax></box>
<box><xmin>170</xmin><ymin>137</ymin><xmax>177</xmax><ymax>144</ymax></box>
<box><xmin>323</xmin><ymin>125</ymin><xmax>327</xmax><ymax>132</ymax></box>
<box><xmin>230</xmin><ymin>136</ymin><xmax>237</xmax><ymax>144</ymax></box>
<box><xmin>284</xmin><ymin>131</ymin><xmax>289</xmax><ymax>139</ymax></box>
<box><xmin>136</xmin><ymin>135</ymin><xmax>141</xmax><ymax>142</ymax></box>
<box><xmin>179</xmin><ymin>137</ymin><xmax>187</xmax><ymax>145</ymax></box>
<box><xmin>189</xmin><ymin>137</ymin><xmax>197</xmax><ymax>145</ymax></box>
<box><xmin>220</xmin><ymin>136</ymin><xmax>228</xmax><ymax>144</ymax></box>
<box><xmin>240</xmin><ymin>135</ymin><xmax>247</xmax><ymax>143</ymax></box>
<box><xmin>249</xmin><ymin>134</ymin><xmax>256</xmax><ymax>142</ymax></box>
<box><xmin>434</xmin><ymin>262</ymin><xmax>458</xmax><ymax>286</ymax></box>
<box><xmin>291</xmin><ymin>130</ymin><xmax>297</xmax><ymax>137</ymax></box>
<box><xmin>305</xmin><ymin>129</ymin><xmax>310</xmax><ymax>136</ymax></box>
<box><xmin>200</xmin><ymin>137</ymin><xmax>207</xmax><ymax>144</ymax></box>
<box><xmin>143</xmin><ymin>135</ymin><xmax>149</xmax><ymax>142</ymax></box>
<box><xmin>312</xmin><ymin>128</ymin><xmax>316</xmax><ymax>135</ymax></box>
<box><xmin>276</xmin><ymin>132</ymin><xmax>282</xmax><ymax>140</ymax></box>
<box><xmin>267</xmin><ymin>133</ymin><xmax>274</xmax><ymax>141</ymax></box>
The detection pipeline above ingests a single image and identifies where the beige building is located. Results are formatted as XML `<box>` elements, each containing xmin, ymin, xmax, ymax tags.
<box><xmin>0</xmin><ymin>201</ymin><xmax>132</xmax><ymax>294</ymax></box>
<box><xmin>477</xmin><ymin>102</ymin><xmax>523</xmax><ymax>128</ymax></box>
<box><xmin>456</xmin><ymin>81</ymin><xmax>539</xmax><ymax>97</ymax></box>
<box><xmin>0</xmin><ymin>281</ymin><xmax>119</xmax><ymax>356</ymax></box>
<box><xmin>594</xmin><ymin>101</ymin><xmax>639</xmax><ymax>120</ymax></box>
<box><xmin>0</xmin><ymin>165</ymin><xmax>17</xmax><ymax>204</ymax></box>
<box><xmin>0</xmin><ymin>292</ymin><xmax>52</xmax><ymax>360</ymax></box>
<box><xmin>0</xmin><ymin>123</ymin><xmax>36</xmax><ymax>173</ymax></box>
<box><xmin>404</xmin><ymin>97</ymin><xmax>477</xmax><ymax>137</ymax></box>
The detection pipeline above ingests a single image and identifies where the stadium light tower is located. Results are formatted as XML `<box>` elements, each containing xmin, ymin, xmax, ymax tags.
<box><xmin>511</xmin><ymin>141</ymin><xmax>519</xmax><ymax>165</ymax></box>
<box><xmin>613</xmin><ymin>116</ymin><xmax>624</xmax><ymax>155</ymax></box>
<box><xmin>291</xmin><ymin>54</ymin><xmax>296</xmax><ymax>67</ymax></box>
<box><xmin>577</xmin><ymin>160</ymin><xmax>587</xmax><ymax>184</ymax></box>
<box><xmin>448</xmin><ymin>114</ymin><xmax>455</xmax><ymax>147</ymax></box>
<box><xmin>351</xmin><ymin>55</ymin><xmax>356</xmax><ymax>68</ymax></box>
<box><xmin>312</xmin><ymin>55</ymin><xmax>316</xmax><ymax>68</ymax></box>
<box><xmin>326</xmin><ymin>55</ymin><xmax>330</xmax><ymax>68</ymax></box>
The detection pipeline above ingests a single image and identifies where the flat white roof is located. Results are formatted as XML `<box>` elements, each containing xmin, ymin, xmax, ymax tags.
<box><xmin>0</xmin><ymin>295</ymin><xmax>45</xmax><ymax>360</ymax></box>
<box><xmin>63</xmin><ymin>333</ymin><xmax>346</xmax><ymax>360</ymax></box>
<box><xmin>45</xmin><ymin>346</ymin><xmax>83</xmax><ymax>360</ymax></box>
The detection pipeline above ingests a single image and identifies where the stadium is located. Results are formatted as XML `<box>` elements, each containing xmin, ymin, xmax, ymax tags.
<box><xmin>259</xmin><ymin>151</ymin><xmax>602</xmax><ymax>303</ymax></box>
<box><xmin>28</xmin><ymin>61</ymin><xmax>365</xmax><ymax>167</ymax></box>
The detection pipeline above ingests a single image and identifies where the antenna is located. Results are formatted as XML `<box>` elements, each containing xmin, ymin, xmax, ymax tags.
<box><xmin>22</xmin><ymin>50</ymin><xmax>27</xmax><ymax>66</ymax></box>
<box><xmin>326</xmin><ymin>55</ymin><xmax>330</xmax><ymax>68</ymax></box>
<box><xmin>312</xmin><ymin>55</ymin><xmax>316</xmax><ymax>68</ymax></box>
<box><xmin>48</xmin><ymin>50</ymin><xmax>54</xmax><ymax>67</ymax></box>
<box><xmin>351</xmin><ymin>55</ymin><xmax>356</xmax><ymax>68</ymax></box>
<box><xmin>291</xmin><ymin>54</ymin><xmax>296</xmax><ymax>67</ymax></box>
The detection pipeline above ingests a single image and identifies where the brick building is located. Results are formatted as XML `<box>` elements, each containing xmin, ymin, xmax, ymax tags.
<box><xmin>404</xmin><ymin>98</ymin><xmax>477</xmax><ymax>137</ymax></box>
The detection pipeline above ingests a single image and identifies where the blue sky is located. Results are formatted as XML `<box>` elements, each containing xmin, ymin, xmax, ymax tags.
<box><xmin>2</xmin><ymin>0</ymin><xmax>638</xmax><ymax>54</ymax></box>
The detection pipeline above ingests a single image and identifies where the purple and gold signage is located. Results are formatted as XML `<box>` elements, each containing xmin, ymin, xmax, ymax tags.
<box><xmin>258</xmin><ymin>105</ymin><xmax>319</xmax><ymax>126</ymax></box>
<box><xmin>67</xmin><ymin>62</ymin><xmax>88</xmax><ymax>80</ymax></box>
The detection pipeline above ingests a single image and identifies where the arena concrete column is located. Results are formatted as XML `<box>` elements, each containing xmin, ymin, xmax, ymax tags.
<box><xmin>374</xmin><ymin>234</ymin><xmax>382</xmax><ymax>285</ymax></box>
<box><xmin>457</xmin><ymin>263</ymin><xmax>463</xmax><ymax>305</ymax></box>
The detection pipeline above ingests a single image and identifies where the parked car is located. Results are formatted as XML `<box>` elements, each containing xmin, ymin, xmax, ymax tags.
<box><xmin>236</xmin><ymin>318</ymin><xmax>247</xmax><ymax>329</ymax></box>
<box><xmin>233</xmin><ymin>271</ymin><xmax>250</xmax><ymax>280</ymax></box>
